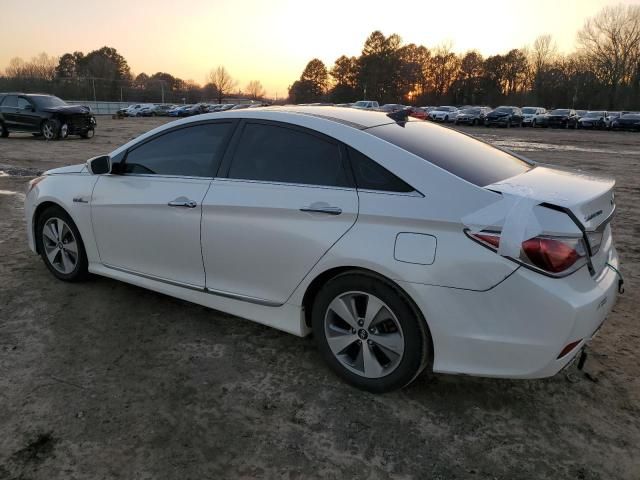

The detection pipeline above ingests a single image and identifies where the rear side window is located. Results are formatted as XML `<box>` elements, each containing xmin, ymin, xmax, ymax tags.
<box><xmin>348</xmin><ymin>147</ymin><xmax>414</xmax><ymax>193</ymax></box>
<box><xmin>228</xmin><ymin>123</ymin><xmax>349</xmax><ymax>187</ymax></box>
<box><xmin>367</xmin><ymin>121</ymin><xmax>532</xmax><ymax>186</ymax></box>
<box><xmin>124</xmin><ymin>123</ymin><xmax>233</xmax><ymax>177</ymax></box>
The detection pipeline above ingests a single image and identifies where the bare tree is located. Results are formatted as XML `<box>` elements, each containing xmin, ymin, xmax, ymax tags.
<box><xmin>531</xmin><ymin>34</ymin><xmax>557</xmax><ymax>75</ymax></box>
<box><xmin>577</xmin><ymin>4</ymin><xmax>640</xmax><ymax>107</ymax></box>
<box><xmin>207</xmin><ymin>66</ymin><xmax>237</xmax><ymax>104</ymax></box>
<box><xmin>245</xmin><ymin>80</ymin><xmax>265</xmax><ymax>99</ymax></box>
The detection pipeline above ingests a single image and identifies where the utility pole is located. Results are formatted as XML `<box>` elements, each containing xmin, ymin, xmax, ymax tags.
<box><xmin>92</xmin><ymin>78</ymin><xmax>97</xmax><ymax>103</ymax></box>
<box><xmin>161</xmin><ymin>81</ymin><xmax>165</xmax><ymax>104</ymax></box>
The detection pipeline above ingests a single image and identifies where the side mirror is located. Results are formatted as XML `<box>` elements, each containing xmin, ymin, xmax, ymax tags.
<box><xmin>22</xmin><ymin>104</ymin><xmax>33</xmax><ymax>111</ymax></box>
<box><xmin>86</xmin><ymin>155</ymin><xmax>111</xmax><ymax>175</ymax></box>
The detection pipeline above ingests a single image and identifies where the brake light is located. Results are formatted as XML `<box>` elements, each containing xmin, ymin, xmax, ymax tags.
<box><xmin>468</xmin><ymin>231</ymin><xmax>587</xmax><ymax>276</ymax></box>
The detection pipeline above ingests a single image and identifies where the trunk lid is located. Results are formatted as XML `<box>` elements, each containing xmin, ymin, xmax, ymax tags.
<box><xmin>487</xmin><ymin>165</ymin><xmax>616</xmax><ymax>276</ymax></box>
<box><xmin>487</xmin><ymin>165</ymin><xmax>615</xmax><ymax>231</ymax></box>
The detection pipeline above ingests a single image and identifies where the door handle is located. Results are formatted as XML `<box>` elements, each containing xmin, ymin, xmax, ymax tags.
<box><xmin>300</xmin><ymin>205</ymin><xmax>342</xmax><ymax>215</ymax></box>
<box><xmin>168</xmin><ymin>197</ymin><xmax>197</xmax><ymax>208</ymax></box>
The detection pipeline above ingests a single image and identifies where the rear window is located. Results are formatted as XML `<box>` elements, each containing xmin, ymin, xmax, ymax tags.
<box><xmin>366</xmin><ymin>121</ymin><xmax>532</xmax><ymax>186</ymax></box>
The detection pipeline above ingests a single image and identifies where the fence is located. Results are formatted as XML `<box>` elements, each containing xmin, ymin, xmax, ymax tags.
<box><xmin>67</xmin><ymin>101</ymin><xmax>133</xmax><ymax>115</ymax></box>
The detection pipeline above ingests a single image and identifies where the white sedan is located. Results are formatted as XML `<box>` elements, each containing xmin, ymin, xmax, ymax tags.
<box><xmin>24</xmin><ymin>106</ymin><xmax>621</xmax><ymax>392</ymax></box>
<box><xmin>429</xmin><ymin>106</ymin><xmax>459</xmax><ymax>122</ymax></box>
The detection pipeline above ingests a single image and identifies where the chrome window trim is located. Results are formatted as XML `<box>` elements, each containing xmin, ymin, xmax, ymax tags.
<box><xmin>213</xmin><ymin>177</ymin><xmax>357</xmax><ymax>192</ymax></box>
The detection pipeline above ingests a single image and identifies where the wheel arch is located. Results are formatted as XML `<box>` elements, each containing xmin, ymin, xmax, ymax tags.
<box><xmin>32</xmin><ymin>200</ymin><xmax>68</xmax><ymax>254</ymax></box>
<box><xmin>302</xmin><ymin>266</ymin><xmax>433</xmax><ymax>346</ymax></box>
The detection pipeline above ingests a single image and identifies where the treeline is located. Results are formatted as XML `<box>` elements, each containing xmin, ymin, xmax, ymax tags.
<box><xmin>0</xmin><ymin>47</ymin><xmax>266</xmax><ymax>104</ymax></box>
<box><xmin>289</xmin><ymin>4</ymin><xmax>640</xmax><ymax>109</ymax></box>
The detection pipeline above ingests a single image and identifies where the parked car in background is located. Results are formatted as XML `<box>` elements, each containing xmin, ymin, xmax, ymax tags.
<box><xmin>126</xmin><ymin>104</ymin><xmax>154</xmax><ymax>117</ymax></box>
<box><xmin>429</xmin><ymin>106</ymin><xmax>458</xmax><ymax>123</ymax></box>
<box><xmin>168</xmin><ymin>105</ymin><xmax>192</xmax><ymax>117</ymax></box>
<box><xmin>547</xmin><ymin>109</ymin><xmax>579</xmax><ymax>129</ymax></box>
<box><xmin>0</xmin><ymin>93</ymin><xmax>96</xmax><ymax>140</ymax></box>
<box><xmin>230</xmin><ymin>104</ymin><xmax>252</xmax><ymax>110</ymax></box>
<box><xmin>352</xmin><ymin>100</ymin><xmax>379</xmax><ymax>109</ymax></box>
<box><xmin>578</xmin><ymin>111</ymin><xmax>608</xmax><ymax>129</ymax></box>
<box><xmin>139</xmin><ymin>104</ymin><xmax>175</xmax><ymax>117</ymax></box>
<box><xmin>605</xmin><ymin>112</ymin><xmax>621</xmax><ymax>129</ymax></box>
<box><xmin>533</xmin><ymin>111</ymin><xmax>550</xmax><ymax>128</ymax></box>
<box><xmin>407</xmin><ymin>107</ymin><xmax>428</xmax><ymax>120</ymax></box>
<box><xmin>521</xmin><ymin>107</ymin><xmax>546</xmax><ymax>127</ymax></box>
<box><xmin>455</xmin><ymin>107</ymin><xmax>491</xmax><ymax>126</ymax></box>
<box><xmin>379</xmin><ymin>104</ymin><xmax>406</xmax><ymax>113</ymax></box>
<box><xmin>485</xmin><ymin>106</ymin><xmax>523</xmax><ymax>128</ymax></box>
<box><xmin>576</xmin><ymin>110</ymin><xmax>588</xmax><ymax>120</ymax></box>
<box><xmin>610</xmin><ymin>113</ymin><xmax>640</xmax><ymax>131</ymax></box>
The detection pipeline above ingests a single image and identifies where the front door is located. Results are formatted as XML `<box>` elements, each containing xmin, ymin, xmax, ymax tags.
<box><xmin>91</xmin><ymin>121</ymin><xmax>236</xmax><ymax>287</ymax></box>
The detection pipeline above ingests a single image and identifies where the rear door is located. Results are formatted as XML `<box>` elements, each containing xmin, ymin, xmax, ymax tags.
<box><xmin>16</xmin><ymin>96</ymin><xmax>40</xmax><ymax>131</ymax></box>
<box><xmin>201</xmin><ymin>120</ymin><xmax>358</xmax><ymax>305</ymax></box>
<box><xmin>1</xmin><ymin>95</ymin><xmax>19</xmax><ymax>127</ymax></box>
<box><xmin>92</xmin><ymin>121</ymin><xmax>236</xmax><ymax>287</ymax></box>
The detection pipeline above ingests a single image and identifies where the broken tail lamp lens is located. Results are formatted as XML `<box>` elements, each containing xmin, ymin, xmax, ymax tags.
<box><xmin>468</xmin><ymin>231</ymin><xmax>588</xmax><ymax>276</ymax></box>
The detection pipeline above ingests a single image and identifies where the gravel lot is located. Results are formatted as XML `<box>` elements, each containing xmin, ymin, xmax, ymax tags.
<box><xmin>1</xmin><ymin>117</ymin><xmax>638</xmax><ymax>479</ymax></box>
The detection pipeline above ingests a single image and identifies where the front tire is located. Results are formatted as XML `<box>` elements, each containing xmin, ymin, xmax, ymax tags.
<box><xmin>35</xmin><ymin>206</ymin><xmax>88</xmax><ymax>282</ymax></box>
<box><xmin>312</xmin><ymin>272</ymin><xmax>430</xmax><ymax>393</ymax></box>
<box><xmin>0</xmin><ymin>123</ymin><xmax>9</xmax><ymax>138</ymax></box>
<box><xmin>80</xmin><ymin>129</ymin><xmax>95</xmax><ymax>139</ymax></box>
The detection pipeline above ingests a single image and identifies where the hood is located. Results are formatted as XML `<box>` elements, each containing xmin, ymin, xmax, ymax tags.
<box><xmin>44</xmin><ymin>163</ymin><xmax>87</xmax><ymax>175</ymax></box>
<box><xmin>43</xmin><ymin>105</ymin><xmax>92</xmax><ymax>115</ymax></box>
<box><xmin>488</xmin><ymin>111</ymin><xmax>509</xmax><ymax>117</ymax></box>
<box><xmin>487</xmin><ymin>165</ymin><xmax>615</xmax><ymax>231</ymax></box>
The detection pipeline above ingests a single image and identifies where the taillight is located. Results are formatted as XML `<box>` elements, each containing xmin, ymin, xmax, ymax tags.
<box><xmin>468</xmin><ymin>231</ymin><xmax>587</xmax><ymax>276</ymax></box>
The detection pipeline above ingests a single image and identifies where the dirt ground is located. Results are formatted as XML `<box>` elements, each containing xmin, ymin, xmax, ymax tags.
<box><xmin>1</xmin><ymin>116</ymin><xmax>639</xmax><ymax>479</ymax></box>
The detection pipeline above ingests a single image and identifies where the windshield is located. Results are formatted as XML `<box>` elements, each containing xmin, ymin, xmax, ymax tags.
<box><xmin>621</xmin><ymin>114</ymin><xmax>640</xmax><ymax>120</ymax></box>
<box><xmin>494</xmin><ymin>107</ymin><xmax>512</xmax><ymax>113</ymax></box>
<box><xmin>550</xmin><ymin>109</ymin><xmax>570</xmax><ymax>115</ymax></box>
<box><xmin>461</xmin><ymin>108</ymin><xmax>480</xmax><ymax>114</ymax></box>
<box><xmin>367</xmin><ymin>121</ymin><xmax>532</xmax><ymax>187</ymax></box>
<box><xmin>30</xmin><ymin>95</ymin><xmax>67</xmax><ymax>108</ymax></box>
<box><xmin>437</xmin><ymin>106</ymin><xmax>454</xmax><ymax>111</ymax></box>
<box><xmin>522</xmin><ymin>108</ymin><xmax>537</xmax><ymax>114</ymax></box>
<box><xmin>585</xmin><ymin>112</ymin><xmax>604</xmax><ymax>118</ymax></box>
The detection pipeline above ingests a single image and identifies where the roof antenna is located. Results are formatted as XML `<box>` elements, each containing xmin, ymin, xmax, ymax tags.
<box><xmin>386</xmin><ymin>107</ymin><xmax>412</xmax><ymax>124</ymax></box>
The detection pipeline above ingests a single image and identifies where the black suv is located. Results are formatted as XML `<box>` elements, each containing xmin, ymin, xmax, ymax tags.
<box><xmin>485</xmin><ymin>106</ymin><xmax>523</xmax><ymax>128</ymax></box>
<box><xmin>0</xmin><ymin>93</ymin><xmax>96</xmax><ymax>140</ymax></box>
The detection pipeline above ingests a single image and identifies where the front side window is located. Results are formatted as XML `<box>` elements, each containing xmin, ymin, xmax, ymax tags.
<box><xmin>123</xmin><ymin>123</ymin><xmax>233</xmax><ymax>177</ymax></box>
<box><xmin>17</xmin><ymin>97</ymin><xmax>31</xmax><ymax>109</ymax></box>
<box><xmin>228</xmin><ymin>123</ymin><xmax>349</xmax><ymax>187</ymax></box>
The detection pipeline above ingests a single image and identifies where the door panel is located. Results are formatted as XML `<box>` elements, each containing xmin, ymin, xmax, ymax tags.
<box><xmin>202</xmin><ymin>179</ymin><xmax>358</xmax><ymax>304</ymax></box>
<box><xmin>92</xmin><ymin>175</ymin><xmax>211</xmax><ymax>287</ymax></box>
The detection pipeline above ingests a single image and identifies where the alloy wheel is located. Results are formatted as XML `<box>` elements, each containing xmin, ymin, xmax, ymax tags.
<box><xmin>324</xmin><ymin>291</ymin><xmax>405</xmax><ymax>379</ymax></box>
<box><xmin>42</xmin><ymin>217</ymin><xmax>78</xmax><ymax>274</ymax></box>
<box><xmin>42</xmin><ymin>122</ymin><xmax>56</xmax><ymax>140</ymax></box>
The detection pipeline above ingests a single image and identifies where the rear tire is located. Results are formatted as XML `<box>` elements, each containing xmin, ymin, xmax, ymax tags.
<box><xmin>41</xmin><ymin>119</ymin><xmax>60</xmax><ymax>140</ymax></box>
<box><xmin>311</xmin><ymin>272</ymin><xmax>430</xmax><ymax>393</ymax></box>
<box><xmin>35</xmin><ymin>206</ymin><xmax>88</xmax><ymax>282</ymax></box>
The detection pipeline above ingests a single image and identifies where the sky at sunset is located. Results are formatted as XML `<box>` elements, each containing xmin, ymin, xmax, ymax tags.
<box><xmin>2</xmin><ymin>0</ymin><xmax>639</xmax><ymax>97</ymax></box>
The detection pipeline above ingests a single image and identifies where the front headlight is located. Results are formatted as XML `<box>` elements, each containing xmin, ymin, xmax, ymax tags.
<box><xmin>26</xmin><ymin>176</ymin><xmax>46</xmax><ymax>194</ymax></box>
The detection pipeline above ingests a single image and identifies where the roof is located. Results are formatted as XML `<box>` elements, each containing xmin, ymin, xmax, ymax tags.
<box><xmin>251</xmin><ymin>106</ymin><xmax>417</xmax><ymax>130</ymax></box>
